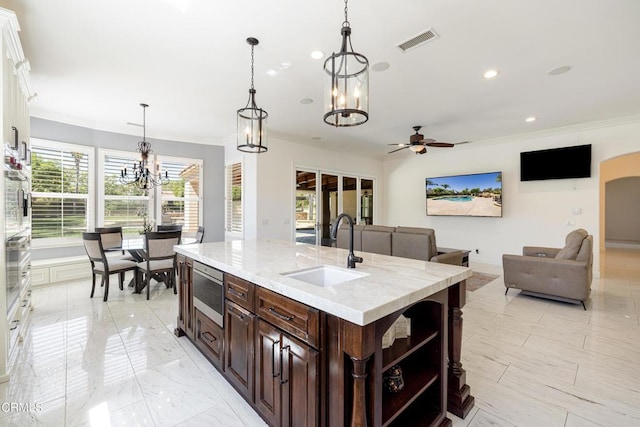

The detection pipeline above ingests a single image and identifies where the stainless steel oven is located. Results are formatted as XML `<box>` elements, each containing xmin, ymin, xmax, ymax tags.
<box><xmin>192</xmin><ymin>261</ymin><xmax>224</xmax><ymax>327</ymax></box>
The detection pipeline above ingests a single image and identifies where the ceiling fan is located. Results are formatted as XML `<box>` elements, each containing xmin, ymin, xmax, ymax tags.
<box><xmin>388</xmin><ymin>126</ymin><xmax>467</xmax><ymax>155</ymax></box>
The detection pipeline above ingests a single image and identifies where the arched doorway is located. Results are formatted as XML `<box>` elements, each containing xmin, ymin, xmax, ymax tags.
<box><xmin>599</xmin><ymin>152</ymin><xmax>640</xmax><ymax>273</ymax></box>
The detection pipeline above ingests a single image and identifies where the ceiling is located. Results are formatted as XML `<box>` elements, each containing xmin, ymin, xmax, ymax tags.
<box><xmin>4</xmin><ymin>0</ymin><xmax>640</xmax><ymax>159</ymax></box>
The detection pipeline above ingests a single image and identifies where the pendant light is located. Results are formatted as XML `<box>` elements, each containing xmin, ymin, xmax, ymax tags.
<box><xmin>119</xmin><ymin>103</ymin><xmax>169</xmax><ymax>190</ymax></box>
<box><xmin>323</xmin><ymin>0</ymin><xmax>369</xmax><ymax>127</ymax></box>
<box><xmin>237</xmin><ymin>37</ymin><xmax>268</xmax><ymax>153</ymax></box>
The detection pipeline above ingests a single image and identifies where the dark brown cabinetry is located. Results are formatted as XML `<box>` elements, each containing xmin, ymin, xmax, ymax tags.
<box><xmin>194</xmin><ymin>308</ymin><xmax>224</xmax><ymax>369</ymax></box>
<box><xmin>176</xmin><ymin>258</ymin><xmax>472</xmax><ymax>427</ymax></box>
<box><xmin>176</xmin><ymin>254</ymin><xmax>194</xmax><ymax>338</ymax></box>
<box><xmin>255</xmin><ymin>319</ymin><xmax>319</xmax><ymax>427</ymax></box>
<box><xmin>224</xmin><ymin>299</ymin><xmax>256</xmax><ymax>401</ymax></box>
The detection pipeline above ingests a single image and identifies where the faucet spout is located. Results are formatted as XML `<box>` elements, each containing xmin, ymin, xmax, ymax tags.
<box><xmin>330</xmin><ymin>213</ymin><xmax>364</xmax><ymax>269</ymax></box>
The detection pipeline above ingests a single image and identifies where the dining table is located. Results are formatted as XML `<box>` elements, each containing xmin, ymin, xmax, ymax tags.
<box><xmin>113</xmin><ymin>236</ymin><xmax>197</xmax><ymax>293</ymax></box>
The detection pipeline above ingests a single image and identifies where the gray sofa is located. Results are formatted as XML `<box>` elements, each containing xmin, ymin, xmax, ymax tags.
<box><xmin>502</xmin><ymin>229</ymin><xmax>593</xmax><ymax>309</ymax></box>
<box><xmin>336</xmin><ymin>224</ymin><xmax>463</xmax><ymax>264</ymax></box>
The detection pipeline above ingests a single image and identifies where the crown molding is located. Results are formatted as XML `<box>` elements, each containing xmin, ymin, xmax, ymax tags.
<box><xmin>0</xmin><ymin>7</ymin><xmax>35</xmax><ymax>101</ymax></box>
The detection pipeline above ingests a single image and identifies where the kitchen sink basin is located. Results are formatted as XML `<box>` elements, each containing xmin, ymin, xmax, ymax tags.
<box><xmin>282</xmin><ymin>265</ymin><xmax>368</xmax><ymax>287</ymax></box>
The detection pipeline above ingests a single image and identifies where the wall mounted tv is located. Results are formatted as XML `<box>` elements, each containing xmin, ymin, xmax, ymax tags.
<box><xmin>520</xmin><ymin>144</ymin><xmax>591</xmax><ymax>181</ymax></box>
<box><xmin>425</xmin><ymin>171</ymin><xmax>502</xmax><ymax>217</ymax></box>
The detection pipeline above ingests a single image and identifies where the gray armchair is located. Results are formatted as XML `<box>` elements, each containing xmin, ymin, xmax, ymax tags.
<box><xmin>502</xmin><ymin>229</ymin><xmax>593</xmax><ymax>310</ymax></box>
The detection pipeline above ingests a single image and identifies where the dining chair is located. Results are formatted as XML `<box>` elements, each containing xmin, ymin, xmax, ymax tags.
<box><xmin>82</xmin><ymin>232</ymin><xmax>138</xmax><ymax>301</ymax></box>
<box><xmin>137</xmin><ymin>230</ymin><xmax>182</xmax><ymax>300</ymax></box>
<box><xmin>95</xmin><ymin>226</ymin><xmax>136</xmax><ymax>259</ymax></box>
<box><xmin>195</xmin><ymin>226</ymin><xmax>204</xmax><ymax>243</ymax></box>
<box><xmin>157</xmin><ymin>224</ymin><xmax>183</xmax><ymax>232</ymax></box>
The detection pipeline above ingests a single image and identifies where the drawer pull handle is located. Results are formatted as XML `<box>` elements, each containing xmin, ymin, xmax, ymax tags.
<box><xmin>202</xmin><ymin>331</ymin><xmax>217</xmax><ymax>343</ymax></box>
<box><xmin>272</xmin><ymin>340</ymin><xmax>280</xmax><ymax>378</ymax></box>
<box><xmin>9</xmin><ymin>321</ymin><xmax>19</xmax><ymax>331</ymax></box>
<box><xmin>280</xmin><ymin>345</ymin><xmax>290</xmax><ymax>385</ymax></box>
<box><xmin>228</xmin><ymin>287</ymin><xmax>246</xmax><ymax>298</ymax></box>
<box><xmin>269</xmin><ymin>307</ymin><xmax>294</xmax><ymax>321</ymax></box>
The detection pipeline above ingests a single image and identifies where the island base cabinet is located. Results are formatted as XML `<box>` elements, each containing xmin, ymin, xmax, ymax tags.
<box><xmin>176</xmin><ymin>255</ymin><xmax>194</xmax><ymax>338</ymax></box>
<box><xmin>224</xmin><ymin>300</ymin><xmax>255</xmax><ymax>402</ymax></box>
<box><xmin>194</xmin><ymin>308</ymin><xmax>224</xmax><ymax>370</ymax></box>
<box><xmin>256</xmin><ymin>319</ymin><xmax>319</xmax><ymax>427</ymax></box>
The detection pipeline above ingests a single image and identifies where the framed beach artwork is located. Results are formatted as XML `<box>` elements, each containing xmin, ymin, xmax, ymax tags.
<box><xmin>425</xmin><ymin>171</ymin><xmax>502</xmax><ymax>217</ymax></box>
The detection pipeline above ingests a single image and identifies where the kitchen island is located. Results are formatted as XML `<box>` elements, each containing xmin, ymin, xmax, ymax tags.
<box><xmin>174</xmin><ymin>239</ymin><xmax>474</xmax><ymax>426</ymax></box>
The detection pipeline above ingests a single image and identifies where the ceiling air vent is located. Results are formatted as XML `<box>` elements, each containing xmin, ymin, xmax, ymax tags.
<box><xmin>397</xmin><ymin>28</ymin><xmax>439</xmax><ymax>53</ymax></box>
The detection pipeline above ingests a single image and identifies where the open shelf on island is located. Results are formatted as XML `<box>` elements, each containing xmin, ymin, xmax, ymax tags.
<box><xmin>382</xmin><ymin>326</ymin><xmax>438</xmax><ymax>371</ymax></box>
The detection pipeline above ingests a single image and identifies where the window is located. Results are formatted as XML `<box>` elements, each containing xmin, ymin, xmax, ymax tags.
<box><xmin>226</xmin><ymin>162</ymin><xmax>242</xmax><ymax>234</ymax></box>
<box><xmin>99</xmin><ymin>150</ymin><xmax>151</xmax><ymax>237</ymax></box>
<box><xmin>30</xmin><ymin>139</ymin><xmax>94</xmax><ymax>246</ymax></box>
<box><xmin>156</xmin><ymin>156</ymin><xmax>202</xmax><ymax>234</ymax></box>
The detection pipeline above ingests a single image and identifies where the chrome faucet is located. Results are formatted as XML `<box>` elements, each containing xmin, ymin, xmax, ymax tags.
<box><xmin>330</xmin><ymin>213</ymin><xmax>363</xmax><ymax>269</ymax></box>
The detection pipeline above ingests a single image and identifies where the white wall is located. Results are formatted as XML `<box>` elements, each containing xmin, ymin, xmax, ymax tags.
<box><xmin>383</xmin><ymin>117</ymin><xmax>640</xmax><ymax>274</ymax></box>
<box><xmin>253</xmin><ymin>137</ymin><xmax>384</xmax><ymax>241</ymax></box>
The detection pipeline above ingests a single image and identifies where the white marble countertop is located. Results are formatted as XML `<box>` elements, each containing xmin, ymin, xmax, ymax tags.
<box><xmin>174</xmin><ymin>239</ymin><xmax>472</xmax><ymax>326</ymax></box>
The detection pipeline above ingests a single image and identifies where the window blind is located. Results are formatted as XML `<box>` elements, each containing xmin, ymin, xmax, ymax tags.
<box><xmin>31</xmin><ymin>142</ymin><xmax>92</xmax><ymax>240</ymax></box>
<box><xmin>226</xmin><ymin>162</ymin><xmax>242</xmax><ymax>233</ymax></box>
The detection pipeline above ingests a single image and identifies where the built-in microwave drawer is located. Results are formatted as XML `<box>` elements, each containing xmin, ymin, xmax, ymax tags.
<box><xmin>256</xmin><ymin>287</ymin><xmax>320</xmax><ymax>349</ymax></box>
<box><xmin>194</xmin><ymin>308</ymin><xmax>224</xmax><ymax>369</ymax></box>
<box><xmin>224</xmin><ymin>274</ymin><xmax>255</xmax><ymax>311</ymax></box>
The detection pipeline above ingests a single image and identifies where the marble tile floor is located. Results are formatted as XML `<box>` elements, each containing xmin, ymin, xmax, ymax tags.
<box><xmin>1</xmin><ymin>247</ymin><xmax>639</xmax><ymax>426</ymax></box>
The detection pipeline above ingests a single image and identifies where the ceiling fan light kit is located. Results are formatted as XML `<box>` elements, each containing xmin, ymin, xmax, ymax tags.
<box><xmin>237</xmin><ymin>37</ymin><xmax>268</xmax><ymax>153</ymax></box>
<box><xmin>323</xmin><ymin>0</ymin><xmax>369</xmax><ymax>127</ymax></box>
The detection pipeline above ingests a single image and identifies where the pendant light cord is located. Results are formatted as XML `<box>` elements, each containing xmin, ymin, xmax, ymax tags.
<box><xmin>250</xmin><ymin>43</ymin><xmax>255</xmax><ymax>90</ymax></box>
<box><xmin>343</xmin><ymin>0</ymin><xmax>349</xmax><ymax>27</ymax></box>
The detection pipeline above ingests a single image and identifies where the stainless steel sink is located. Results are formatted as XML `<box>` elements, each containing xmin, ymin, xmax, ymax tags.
<box><xmin>282</xmin><ymin>265</ymin><xmax>368</xmax><ymax>287</ymax></box>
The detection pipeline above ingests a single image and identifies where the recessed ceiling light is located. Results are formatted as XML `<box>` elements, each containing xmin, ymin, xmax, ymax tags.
<box><xmin>483</xmin><ymin>69</ymin><xmax>500</xmax><ymax>79</ymax></box>
<box><xmin>310</xmin><ymin>50</ymin><xmax>324</xmax><ymax>60</ymax></box>
<box><xmin>266</xmin><ymin>69</ymin><xmax>277</xmax><ymax>76</ymax></box>
<box><xmin>299</xmin><ymin>98</ymin><xmax>314</xmax><ymax>105</ymax></box>
<box><xmin>312</xmin><ymin>136</ymin><xmax>322</xmax><ymax>140</ymax></box>
<box><xmin>372</xmin><ymin>62</ymin><xmax>390</xmax><ymax>72</ymax></box>
<box><xmin>548</xmin><ymin>65</ymin><xmax>572</xmax><ymax>76</ymax></box>
<box><xmin>525</xmin><ymin>116</ymin><xmax>536</xmax><ymax>122</ymax></box>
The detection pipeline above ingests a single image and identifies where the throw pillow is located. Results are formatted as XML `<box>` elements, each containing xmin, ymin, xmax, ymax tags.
<box><xmin>555</xmin><ymin>229</ymin><xmax>588</xmax><ymax>260</ymax></box>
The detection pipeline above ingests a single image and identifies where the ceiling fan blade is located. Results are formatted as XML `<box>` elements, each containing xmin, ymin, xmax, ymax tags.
<box><xmin>453</xmin><ymin>140</ymin><xmax>472</xmax><ymax>145</ymax></box>
<box><xmin>425</xmin><ymin>142</ymin><xmax>455</xmax><ymax>148</ymax></box>
<box><xmin>417</xmin><ymin>147</ymin><xmax>427</xmax><ymax>155</ymax></box>
<box><xmin>388</xmin><ymin>143</ymin><xmax>408</xmax><ymax>146</ymax></box>
<box><xmin>388</xmin><ymin>146</ymin><xmax>409</xmax><ymax>154</ymax></box>
<box><xmin>418</xmin><ymin>138</ymin><xmax>436</xmax><ymax>144</ymax></box>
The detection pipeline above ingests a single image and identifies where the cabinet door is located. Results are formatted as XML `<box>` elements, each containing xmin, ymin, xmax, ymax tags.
<box><xmin>255</xmin><ymin>320</ymin><xmax>283</xmax><ymax>426</ymax></box>
<box><xmin>224</xmin><ymin>300</ymin><xmax>255</xmax><ymax>402</ymax></box>
<box><xmin>195</xmin><ymin>308</ymin><xmax>224</xmax><ymax>370</ymax></box>
<box><xmin>281</xmin><ymin>334</ymin><xmax>319</xmax><ymax>427</ymax></box>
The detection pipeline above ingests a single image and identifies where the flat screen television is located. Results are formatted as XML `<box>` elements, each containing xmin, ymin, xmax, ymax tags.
<box><xmin>520</xmin><ymin>144</ymin><xmax>591</xmax><ymax>181</ymax></box>
<box><xmin>425</xmin><ymin>171</ymin><xmax>502</xmax><ymax>217</ymax></box>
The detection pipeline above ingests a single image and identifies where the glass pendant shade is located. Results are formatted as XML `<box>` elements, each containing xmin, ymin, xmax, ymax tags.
<box><xmin>237</xmin><ymin>88</ymin><xmax>268</xmax><ymax>153</ymax></box>
<box><xmin>323</xmin><ymin>25</ymin><xmax>369</xmax><ymax>127</ymax></box>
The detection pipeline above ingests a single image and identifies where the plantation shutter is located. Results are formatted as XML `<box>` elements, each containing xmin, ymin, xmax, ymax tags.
<box><xmin>158</xmin><ymin>159</ymin><xmax>201</xmax><ymax>232</ymax></box>
<box><xmin>226</xmin><ymin>162</ymin><xmax>242</xmax><ymax>233</ymax></box>
<box><xmin>31</xmin><ymin>143</ymin><xmax>92</xmax><ymax>240</ymax></box>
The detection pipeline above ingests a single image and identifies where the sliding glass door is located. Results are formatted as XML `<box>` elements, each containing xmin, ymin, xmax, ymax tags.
<box><xmin>295</xmin><ymin>168</ymin><xmax>374</xmax><ymax>246</ymax></box>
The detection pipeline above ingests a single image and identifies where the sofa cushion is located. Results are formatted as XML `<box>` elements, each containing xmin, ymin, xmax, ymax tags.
<box><xmin>394</xmin><ymin>227</ymin><xmax>437</xmax><ymax>259</ymax></box>
<box><xmin>555</xmin><ymin>229</ymin><xmax>588</xmax><ymax>260</ymax></box>
<box><xmin>361</xmin><ymin>225</ymin><xmax>394</xmax><ymax>255</ymax></box>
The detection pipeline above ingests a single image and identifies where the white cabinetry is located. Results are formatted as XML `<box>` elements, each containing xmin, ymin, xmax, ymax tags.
<box><xmin>0</xmin><ymin>7</ymin><xmax>34</xmax><ymax>383</ymax></box>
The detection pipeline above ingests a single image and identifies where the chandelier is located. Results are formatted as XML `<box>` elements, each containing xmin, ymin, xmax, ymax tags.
<box><xmin>119</xmin><ymin>103</ymin><xmax>169</xmax><ymax>190</ymax></box>
<box><xmin>323</xmin><ymin>0</ymin><xmax>369</xmax><ymax>127</ymax></box>
<box><xmin>237</xmin><ymin>37</ymin><xmax>268</xmax><ymax>153</ymax></box>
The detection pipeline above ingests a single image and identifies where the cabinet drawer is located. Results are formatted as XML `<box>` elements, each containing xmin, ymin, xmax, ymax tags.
<box><xmin>194</xmin><ymin>308</ymin><xmax>224</xmax><ymax>369</ymax></box>
<box><xmin>256</xmin><ymin>287</ymin><xmax>320</xmax><ymax>349</ymax></box>
<box><xmin>225</xmin><ymin>274</ymin><xmax>255</xmax><ymax>311</ymax></box>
